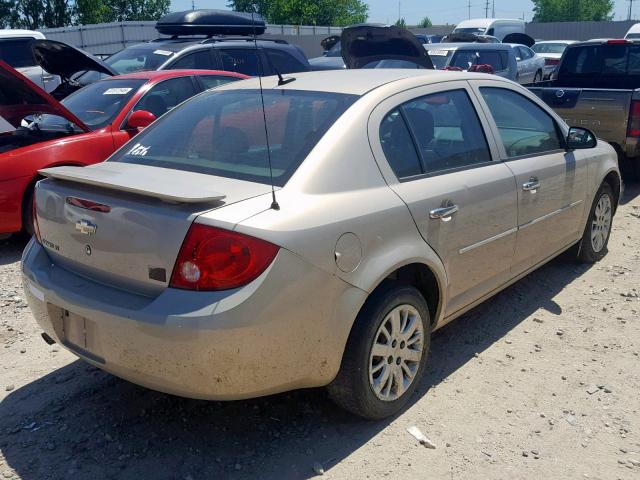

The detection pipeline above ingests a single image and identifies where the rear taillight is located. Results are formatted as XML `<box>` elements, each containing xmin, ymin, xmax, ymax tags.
<box><xmin>544</xmin><ymin>58</ymin><xmax>560</xmax><ymax>66</ymax></box>
<box><xmin>169</xmin><ymin>223</ymin><xmax>279</xmax><ymax>291</ymax></box>
<box><xmin>32</xmin><ymin>190</ymin><xmax>41</xmax><ymax>244</ymax></box>
<box><xmin>607</xmin><ymin>39</ymin><xmax>630</xmax><ymax>44</ymax></box>
<box><xmin>628</xmin><ymin>100</ymin><xmax>640</xmax><ymax>137</ymax></box>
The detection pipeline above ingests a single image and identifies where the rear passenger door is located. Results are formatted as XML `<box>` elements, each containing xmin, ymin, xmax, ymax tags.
<box><xmin>471</xmin><ymin>80</ymin><xmax>588</xmax><ymax>274</ymax></box>
<box><xmin>166</xmin><ymin>49</ymin><xmax>216</xmax><ymax>70</ymax></box>
<box><xmin>369</xmin><ymin>81</ymin><xmax>518</xmax><ymax>317</ymax></box>
<box><xmin>216</xmin><ymin>48</ymin><xmax>270</xmax><ymax>76</ymax></box>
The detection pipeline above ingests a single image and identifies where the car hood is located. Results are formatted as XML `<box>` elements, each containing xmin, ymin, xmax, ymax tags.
<box><xmin>341</xmin><ymin>24</ymin><xmax>434</xmax><ymax>69</ymax></box>
<box><xmin>502</xmin><ymin>33</ymin><xmax>535</xmax><ymax>47</ymax></box>
<box><xmin>31</xmin><ymin>39</ymin><xmax>117</xmax><ymax>80</ymax></box>
<box><xmin>0</xmin><ymin>60</ymin><xmax>89</xmax><ymax>131</ymax></box>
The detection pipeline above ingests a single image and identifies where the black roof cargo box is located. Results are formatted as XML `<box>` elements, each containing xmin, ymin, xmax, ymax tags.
<box><xmin>156</xmin><ymin>9</ymin><xmax>266</xmax><ymax>36</ymax></box>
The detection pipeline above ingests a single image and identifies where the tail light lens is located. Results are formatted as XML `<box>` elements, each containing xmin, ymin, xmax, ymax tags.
<box><xmin>32</xmin><ymin>190</ymin><xmax>41</xmax><ymax>244</ymax></box>
<box><xmin>628</xmin><ymin>100</ymin><xmax>640</xmax><ymax>137</ymax></box>
<box><xmin>170</xmin><ymin>223</ymin><xmax>279</xmax><ymax>291</ymax></box>
<box><xmin>545</xmin><ymin>58</ymin><xmax>560</xmax><ymax>66</ymax></box>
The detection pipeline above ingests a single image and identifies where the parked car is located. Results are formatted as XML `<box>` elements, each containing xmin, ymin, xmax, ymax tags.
<box><xmin>532</xmin><ymin>40</ymin><xmax>577</xmax><ymax>79</ymax></box>
<box><xmin>528</xmin><ymin>38</ymin><xmax>640</xmax><ymax>179</ymax></box>
<box><xmin>0</xmin><ymin>29</ymin><xmax>60</xmax><ymax>93</ymax></box>
<box><xmin>427</xmin><ymin>43</ymin><xmax>518</xmax><ymax>81</ymax></box>
<box><xmin>507</xmin><ymin>43</ymin><xmax>546</xmax><ymax>83</ymax></box>
<box><xmin>415</xmin><ymin>34</ymin><xmax>444</xmax><ymax>44</ymax></box>
<box><xmin>0</xmin><ymin>62</ymin><xmax>246</xmax><ymax>237</ymax></box>
<box><xmin>625</xmin><ymin>23</ymin><xmax>640</xmax><ymax>39</ymax></box>
<box><xmin>75</xmin><ymin>9</ymin><xmax>312</xmax><ymax>85</ymax></box>
<box><xmin>23</xmin><ymin>69</ymin><xmax>620</xmax><ymax>419</ymax></box>
<box><xmin>451</xmin><ymin>18</ymin><xmax>525</xmax><ymax>41</ymax></box>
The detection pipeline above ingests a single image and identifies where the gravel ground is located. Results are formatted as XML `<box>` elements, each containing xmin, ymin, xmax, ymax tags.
<box><xmin>0</xmin><ymin>184</ymin><xmax>639</xmax><ymax>480</ymax></box>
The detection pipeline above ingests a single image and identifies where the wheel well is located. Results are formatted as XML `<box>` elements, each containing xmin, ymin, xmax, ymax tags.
<box><xmin>382</xmin><ymin>263</ymin><xmax>440</xmax><ymax>324</ymax></box>
<box><xmin>603</xmin><ymin>171</ymin><xmax>621</xmax><ymax>212</ymax></box>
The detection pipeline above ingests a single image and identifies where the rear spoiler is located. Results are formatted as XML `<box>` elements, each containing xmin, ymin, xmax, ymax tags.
<box><xmin>39</xmin><ymin>163</ymin><xmax>227</xmax><ymax>204</ymax></box>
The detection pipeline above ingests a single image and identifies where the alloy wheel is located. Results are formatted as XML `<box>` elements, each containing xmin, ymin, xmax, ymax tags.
<box><xmin>369</xmin><ymin>304</ymin><xmax>425</xmax><ymax>401</ymax></box>
<box><xmin>591</xmin><ymin>193</ymin><xmax>612</xmax><ymax>253</ymax></box>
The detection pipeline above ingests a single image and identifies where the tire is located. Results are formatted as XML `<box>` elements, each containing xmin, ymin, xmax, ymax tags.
<box><xmin>22</xmin><ymin>186</ymin><xmax>35</xmax><ymax>236</ymax></box>
<box><xmin>577</xmin><ymin>182</ymin><xmax>615</xmax><ymax>263</ymax></box>
<box><xmin>533</xmin><ymin>70</ymin><xmax>542</xmax><ymax>83</ymax></box>
<box><xmin>327</xmin><ymin>283</ymin><xmax>431</xmax><ymax>419</ymax></box>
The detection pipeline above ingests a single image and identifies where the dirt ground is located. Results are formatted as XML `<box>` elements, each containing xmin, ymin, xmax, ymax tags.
<box><xmin>0</xmin><ymin>184</ymin><xmax>639</xmax><ymax>480</ymax></box>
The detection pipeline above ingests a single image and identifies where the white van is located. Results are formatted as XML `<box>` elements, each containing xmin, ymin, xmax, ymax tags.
<box><xmin>452</xmin><ymin>19</ymin><xmax>525</xmax><ymax>41</ymax></box>
<box><xmin>625</xmin><ymin>23</ymin><xmax>640</xmax><ymax>39</ymax></box>
<box><xmin>0</xmin><ymin>29</ymin><xmax>60</xmax><ymax>92</ymax></box>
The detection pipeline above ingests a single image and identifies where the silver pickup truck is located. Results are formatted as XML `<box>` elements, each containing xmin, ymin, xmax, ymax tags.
<box><xmin>528</xmin><ymin>39</ymin><xmax>640</xmax><ymax>179</ymax></box>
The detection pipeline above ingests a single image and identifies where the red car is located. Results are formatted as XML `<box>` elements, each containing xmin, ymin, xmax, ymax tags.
<box><xmin>0</xmin><ymin>62</ymin><xmax>247</xmax><ymax>237</ymax></box>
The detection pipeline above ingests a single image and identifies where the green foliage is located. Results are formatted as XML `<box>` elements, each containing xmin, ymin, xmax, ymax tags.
<box><xmin>417</xmin><ymin>16</ymin><xmax>432</xmax><ymax>28</ymax></box>
<box><xmin>228</xmin><ymin>0</ymin><xmax>368</xmax><ymax>26</ymax></box>
<box><xmin>532</xmin><ymin>0</ymin><xmax>613</xmax><ymax>21</ymax></box>
<box><xmin>0</xmin><ymin>0</ymin><xmax>170</xmax><ymax>28</ymax></box>
<box><xmin>394</xmin><ymin>17</ymin><xmax>406</xmax><ymax>27</ymax></box>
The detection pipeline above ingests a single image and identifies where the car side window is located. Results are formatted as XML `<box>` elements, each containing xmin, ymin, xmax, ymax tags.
<box><xmin>198</xmin><ymin>75</ymin><xmax>241</xmax><ymax>90</ymax></box>
<box><xmin>0</xmin><ymin>38</ymin><xmax>36</xmax><ymax>68</ymax></box>
<box><xmin>169</xmin><ymin>50</ymin><xmax>214</xmax><ymax>70</ymax></box>
<box><xmin>133</xmin><ymin>77</ymin><xmax>197</xmax><ymax>118</ymax></box>
<box><xmin>265</xmin><ymin>48</ymin><xmax>306</xmax><ymax>74</ymax></box>
<box><xmin>219</xmin><ymin>48</ymin><xmax>263</xmax><ymax>76</ymax></box>
<box><xmin>402</xmin><ymin>89</ymin><xmax>492</xmax><ymax>173</ymax></box>
<box><xmin>480</xmin><ymin>87</ymin><xmax>563</xmax><ymax>158</ymax></box>
<box><xmin>379</xmin><ymin>110</ymin><xmax>423</xmax><ymax>178</ymax></box>
<box><xmin>519</xmin><ymin>47</ymin><xmax>533</xmax><ymax>59</ymax></box>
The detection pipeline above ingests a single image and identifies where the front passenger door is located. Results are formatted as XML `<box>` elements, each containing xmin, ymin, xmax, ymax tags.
<box><xmin>474</xmin><ymin>83</ymin><xmax>588</xmax><ymax>274</ymax></box>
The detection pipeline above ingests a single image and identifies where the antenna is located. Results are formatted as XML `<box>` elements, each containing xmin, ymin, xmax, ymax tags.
<box><xmin>251</xmin><ymin>13</ymin><xmax>280</xmax><ymax>211</ymax></box>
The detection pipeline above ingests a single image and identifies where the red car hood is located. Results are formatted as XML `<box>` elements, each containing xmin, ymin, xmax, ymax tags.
<box><xmin>0</xmin><ymin>60</ymin><xmax>89</xmax><ymax>132</ymax></box>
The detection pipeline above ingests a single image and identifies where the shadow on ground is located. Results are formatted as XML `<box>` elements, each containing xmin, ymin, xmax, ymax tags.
<box><xmin>0</xmin><ymin>249</ymin><xmax>592</xmax><ymax>480</ymax></box>
<box><xmin>0</xmin><ymin>235</ymin><xmax>29</xmax><ymax>267</ymax></box>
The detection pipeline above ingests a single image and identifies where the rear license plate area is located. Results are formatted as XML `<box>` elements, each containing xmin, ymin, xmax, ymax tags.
<box><xmin>50</xmin><ymin>305</ymin><xmax>105</xmax><ymax>363</ymax></box>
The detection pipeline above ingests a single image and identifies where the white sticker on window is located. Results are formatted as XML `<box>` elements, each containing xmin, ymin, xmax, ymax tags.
<box><xmin>153</xmin><ymin>49</ymin><xmax>173</xmax><ymax>56</ymax></box>
<box><xmin>428</xmin><ymin>50</ymin><xmax>449</xmax><ymax>56</ymax></box>
<box><xmin>127</xmin><ymin>143</ymin><xmax>150</xmax><ymax>156</ymax></box>
<box><xmin>103</xmin><ymin>87</ymin><xmax>133</xmax><ymax>95</ymax></box>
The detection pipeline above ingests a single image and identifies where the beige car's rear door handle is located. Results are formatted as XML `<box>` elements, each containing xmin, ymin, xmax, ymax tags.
<box><xmin>522</xmin><ymin>177</ymin><xmax>540</xmax><ymax>192</ymax></box>
<box><xmin>429</xmin><ymin>204</ymin><xmax>459</xmax><ymax>221</ymax></box>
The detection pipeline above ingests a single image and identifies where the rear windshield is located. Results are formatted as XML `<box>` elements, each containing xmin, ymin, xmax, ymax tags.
<box><xmin>560</xmin><ymin>44</ymin><xmax>640</xmax><ymax>76</ymax></box>
<box><xmin>450</xmin><ymin>49</ymin><xmax>508</xmax><ymax>71</ymax></box>
<box><xmin>453</xmin><ymin>27</ymin><xmax>486</xmax><ymax>35</ymax></box>
<box><xmin>428</xmin><ymin>49</ymin><xmax>453</xmax><ymax>69</ymax></box>
<box><xmin>110</xmin><ymin>89</ymin><xmax>357</xmax><ymax>186</ymax></box>
<box><xmin>76</xmin><ymin>47</ymin><xmax>175</xmax><ymax>84</ymax></box>
<box><xmin>532</xmin><ymin>43</ymin><xmax>569</xmax><ymax>54</ymax></box>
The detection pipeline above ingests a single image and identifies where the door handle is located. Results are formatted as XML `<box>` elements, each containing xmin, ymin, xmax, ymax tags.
<box><xmin>522</xmin><ymin>177</ymin><xmax>540</xmax><ymax>192</ymax></box>
<box><xmin>430</xmin><ymin>203</ymin><xmax>459</xmax><ymax>220</ymax></box>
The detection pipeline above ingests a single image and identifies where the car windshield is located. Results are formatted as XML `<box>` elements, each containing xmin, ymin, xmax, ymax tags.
<box><xmin>450</xmin><ymin>49</ymin><xmax>507</xmax><ymax>70</ymax></box>
<box><xmin>75</xmin><ymin>47</ymin><xmax>175</xmax><ymax>84</ymax></box>
<box><xmin>326</xmin><ymin>41</ymin><xmax>342</xmax><ymax>57</ymax></box>
<box><xmin>627</xmin><ymin>33</ymin><xmax>640</xmax><ymax>39</ymax></box>
<box><xmin>110</xmin><ymin>89</ymin><xmax>358</xmax><ymax>186</ymax></box>
<box><xmin>453</xmin><ymin>27</ymin><xmax>486</xmax><ymax>35</ymax></box>
<box><xmin>428</xmin><ymin>49</ymin><xmax>453</xmax><ymax>69</ymax></box>
<box><xmin>532</xmin><ymin>43</ymin><xmax>569</xmax><ymax>54</ymax></box>
<box><xmin>38</xmin><ymin>79</ymin><xmax>144</xmax><ymax>130</ymax></box>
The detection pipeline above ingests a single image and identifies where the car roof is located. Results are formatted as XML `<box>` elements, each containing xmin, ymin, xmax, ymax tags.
<box><xmin>427</xmin><ymin>42</ymin><xmax>512</xmax><ymax>51</ymax></box>
<box><xmin>214</xmin><ymin>69</ymin><xmax>499</xmax><ymax>96</ymax></box>
<box><xmin>106</xmin><ymin>69</ymin><xmax>248</xmax><ymax>81</ymax></box>
<box><xmin>128</xmin><ymin>37</ymin><xmax>293</xmax><ymax>52</ymax></box>
<box><xmin>572</xmin><ymin>38</ymin><xmax>640</xmax><ymax>46</ymax></box>
<box><xmin>0</xmin><ymin>29</ymin><xmax>45</xmax><ymax>39</ymax></box>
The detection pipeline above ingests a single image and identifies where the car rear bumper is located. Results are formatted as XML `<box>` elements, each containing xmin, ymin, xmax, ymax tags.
<box><xmin>21</xmin><ymin>238</ymin><xmax>366</xmax><ymax>400</ymax></box>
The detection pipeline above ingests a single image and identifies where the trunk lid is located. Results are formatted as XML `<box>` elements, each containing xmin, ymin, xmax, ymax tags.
<box><xmin>0</xmin><ymin>59</ymin><xmax>89</xmax><ymax>131</ymax></box>
<box><xmin>31</xmin><ymin>39</ymin><xmax>117</xmax><ymax>80</ymax></box>
<box><xmin>34</xmin><ymin>163</ymin><xmax>273</xmax><ymax>297</ymax></box>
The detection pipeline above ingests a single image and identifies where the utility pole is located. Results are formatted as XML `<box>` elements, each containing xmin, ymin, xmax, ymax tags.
<box><xmin>191</xmin><ymin>0</ymin><xmax>195</xmax><ymax>10</ymax></box>
<box><xmin>485</xmin><ymin>0</ymin><xmax>490</xmax><ymax>17</ymax></box>
<box><xmin>398</xmin><ymin>0</ymin><xmax>401</xmax><ymax>23</ymax></box>
<box><xmin>628</xmin><ymin>0</ymin><xmax>633</xmax><ymax>20</ymax></box>
<box><xmin>492</xmin><ymin>0</ymin><xmax>495</xmax><ymax>17</ymax></box>
<box><xmin>468</xmin><ymin>0</ymin><xmax>472</xmax><ymax>19</ymax></box>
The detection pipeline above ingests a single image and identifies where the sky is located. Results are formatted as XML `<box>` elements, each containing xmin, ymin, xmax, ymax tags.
<box><xmin>171</xmin><ymin>0</ymin><xmax>635</xmax><ymax>24</ymax></box>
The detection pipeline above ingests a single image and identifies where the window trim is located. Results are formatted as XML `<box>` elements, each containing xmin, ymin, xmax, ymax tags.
<box><xmin>389</xmin><ymin>88</ymin><xmax>494</xmax><ymax>179</ymax></box>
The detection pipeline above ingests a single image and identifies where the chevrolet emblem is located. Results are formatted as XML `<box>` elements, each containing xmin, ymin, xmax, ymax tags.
<box><xmin>75</xmin><ymin>219</ymin><xmax>97</xmax><ymax>236</ymax></box>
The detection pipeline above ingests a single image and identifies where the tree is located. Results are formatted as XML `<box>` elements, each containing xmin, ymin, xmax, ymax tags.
<box><xmin>532</xmin><ymin>0</ymin><xmax>613</xmax><ymax>21</ymax></box>
<box><xmin>394</xmin><ymin>17</ymin><xmax>406</xmax><ymax>27</ymax></box>
<box><xmin>228</xmin><ymin>0</ymin><xmax>368</xmax><ymax>26</ymax></box>
<box><xmin>417</xmin><ymin>16</ymin><xmax>432</xmax><ymax>28</ymax></box>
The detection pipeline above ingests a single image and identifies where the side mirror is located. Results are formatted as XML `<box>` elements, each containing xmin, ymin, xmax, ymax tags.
<box><xmin>126</xmin><ymin>110</ymin><xmax>156</xmax><ymax>130</ymax></box>
<box><xmin>566</xmin><ymin>127</ymin><xmax>597</xmax><ymax>150</ymax></box>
